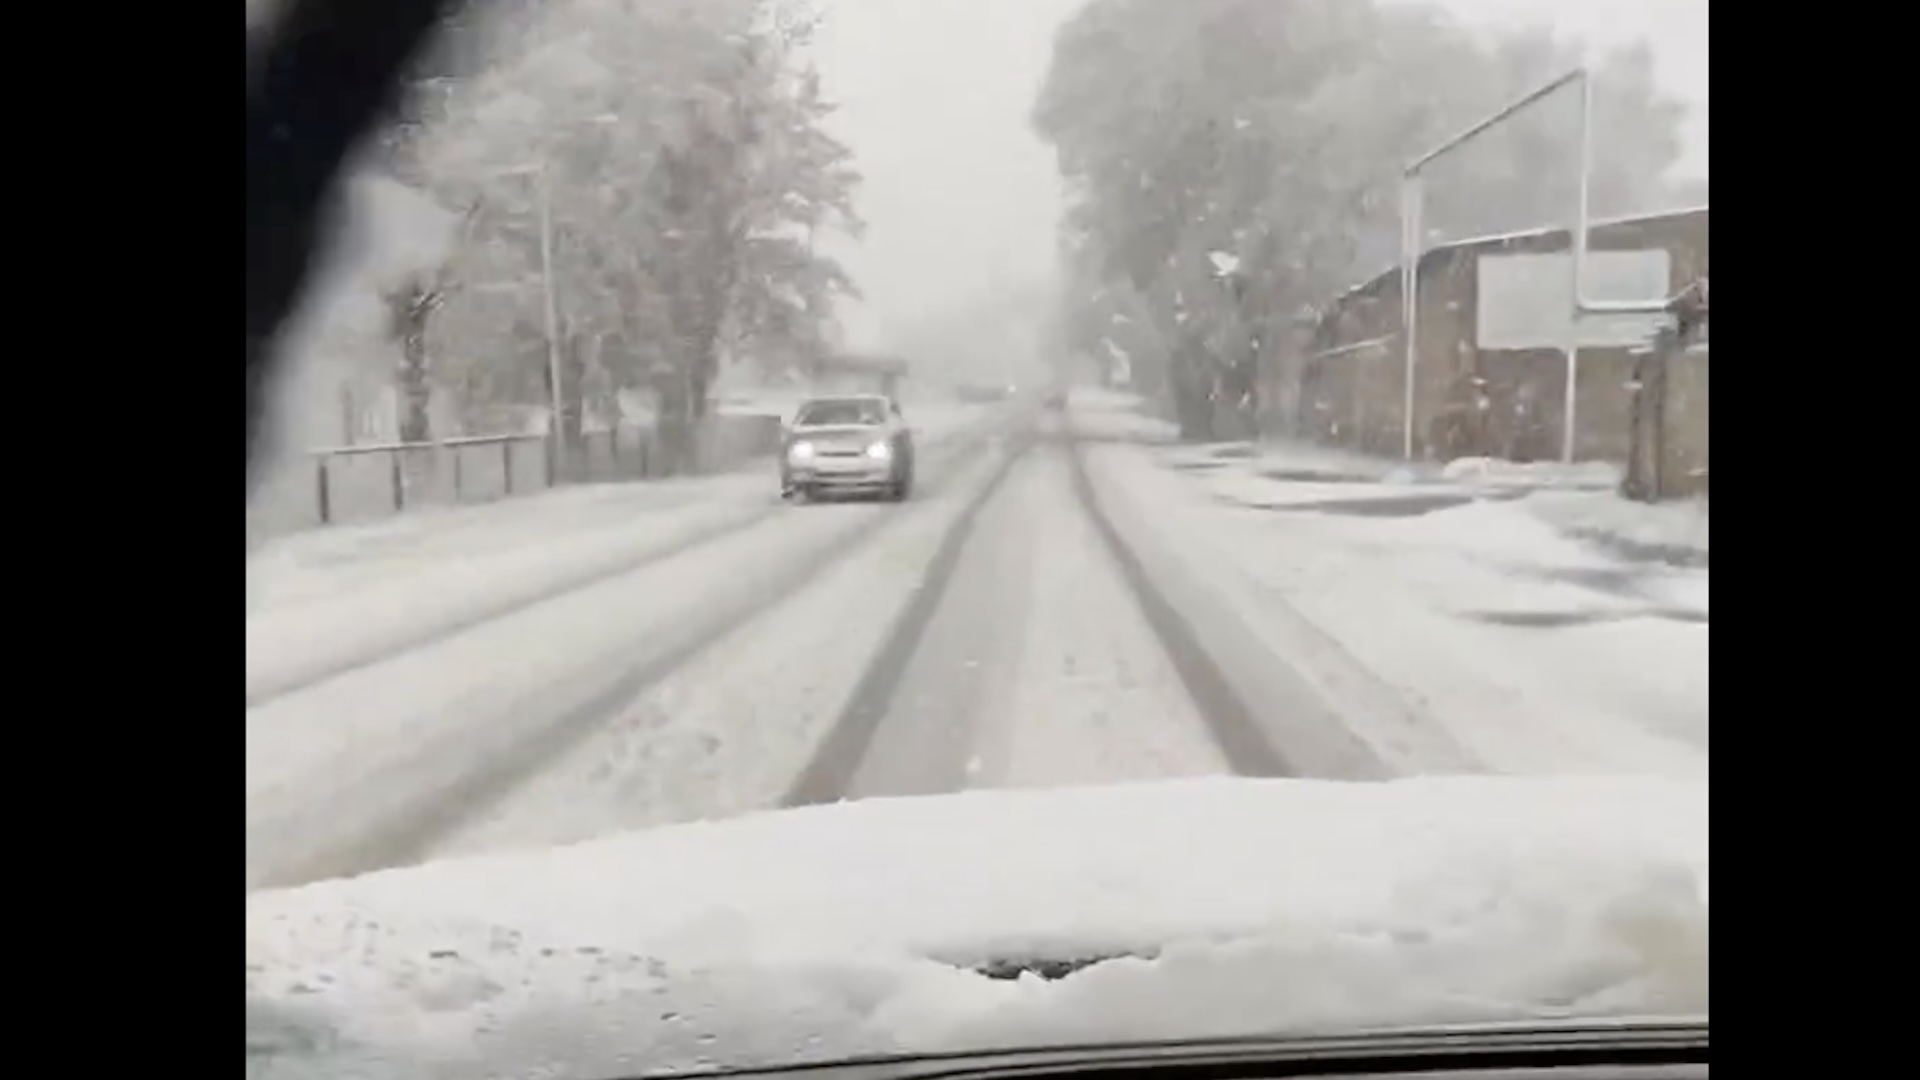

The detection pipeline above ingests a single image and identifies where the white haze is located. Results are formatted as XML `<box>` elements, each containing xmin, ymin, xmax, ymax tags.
<box><xmin>806</xmin><ymin>0</ymin><xmax>1086</xmax><ymax>356</ymax></box>
<box><xmin>250</xmin><ymin>0</ymin><xmax>1708</xmax><ymax>445</ymax></box>
<box><xmin>1416</xmin><ymin>0</ymin><xmax>1707</xmax><ymax>176</ymax></box>
<box><xmin>808</xmin><ymin>0</ymin><xmax>1707</xmax><ymax>357</ymax></box>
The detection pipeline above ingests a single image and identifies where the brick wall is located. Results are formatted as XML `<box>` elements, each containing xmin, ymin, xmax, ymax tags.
<box><xmin>1293</xmin><ymin>206</ymin><xmax>1709</xmax><ymax>474</ymax></box>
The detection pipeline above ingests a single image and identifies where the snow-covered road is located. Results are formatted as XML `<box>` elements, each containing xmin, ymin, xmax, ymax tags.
<box><xmin>246</xmin><ymin>393</ymin><xmax>1708</xmax><ymax>892</ymax></box>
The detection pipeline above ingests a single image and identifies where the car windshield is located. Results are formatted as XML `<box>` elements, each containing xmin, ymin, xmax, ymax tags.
<box><xmin>795</xmin><ymin>398</ymin><xmax>886</xmax><ymax>426</ymax></box>
<box><xmin>246</xmin><ymin>0</ymin><xmax>1708</xmax><ymax>1077</ymax></box>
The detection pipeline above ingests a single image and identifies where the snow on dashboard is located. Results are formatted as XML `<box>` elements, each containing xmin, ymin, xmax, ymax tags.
<box><xmin>246</xmin><ymin>775</ymin><xmax>1707</xmax><ymax>1080</ymax></box>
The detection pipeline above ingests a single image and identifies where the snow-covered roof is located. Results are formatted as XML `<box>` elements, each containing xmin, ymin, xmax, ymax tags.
<box><xmin>1325</xmin><ymin>204</ymin><xmax>1711</xmax><ymax>314</ymax></box>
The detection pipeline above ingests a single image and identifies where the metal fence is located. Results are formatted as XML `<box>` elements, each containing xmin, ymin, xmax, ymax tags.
<box><xmin>246</xmin><ymin>414</ymin><xmax>785</xmax><ymax>546</ymax></box>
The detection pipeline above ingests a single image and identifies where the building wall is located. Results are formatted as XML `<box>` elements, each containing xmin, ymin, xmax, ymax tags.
<box><xmin>1299</xmin><ymin>207</ymin><xmax>1709</xmax><ymax>477</ymax></box>
<box><xmin>1660</xmin><ymin>343</ymin><xmax>1710</xmax><ymax>497</ymax></box>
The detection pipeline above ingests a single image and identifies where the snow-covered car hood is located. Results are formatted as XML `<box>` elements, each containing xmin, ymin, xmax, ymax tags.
<box><xmin>245</xmin><ymin>775</ymin><xmax>1708</xmax><ymax>1080</ymax></box>
<box><xmin>790</xmin><ymin>423</ymin><xmax>888</xmax><ymax>442</ymax></box>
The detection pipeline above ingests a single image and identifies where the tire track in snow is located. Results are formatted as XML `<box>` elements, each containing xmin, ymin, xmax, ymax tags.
<box><xmin>246</xmin><ymin>502</ymin><xmax>778</xmax><ymax>707</ymax></box>
<box><xmin>245</xmin><ymin>416</ymin><xmax>1010</xmax><ymax>709</ymax></box>
<box><xmin>782</xmin><ymin>427</ymin><xmax>1039</xmax><ymax>807</ymax></box>
<box><xmin>249</xmin><ymin>428</ymin><xmax>1023</xmax><ymax>890</ymax></box>
<box><xmin>1061</xmin><ymin>427</ymin><xmax>1295</xmax><ymax>778</ymax></box>
<box><xmin>426</xmin><ymin>434</ymin><xmax>1022</xmax><ymax>857</ymax></box>
<box><xmin>962</xmin><ymin>442</ymin><xmax>1229</xmax><ymax>790</ymax></box>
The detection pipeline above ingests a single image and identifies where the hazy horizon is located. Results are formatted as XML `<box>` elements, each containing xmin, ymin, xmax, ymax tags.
<box><xmin>808</xmin><ymin>0</ymin><xmax>1708</xmax><ymax>356</ymax></box>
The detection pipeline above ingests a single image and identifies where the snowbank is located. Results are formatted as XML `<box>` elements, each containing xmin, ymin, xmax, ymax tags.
<box><xmin>1435</xmin><ymin>460</ymin><xmax>1706</xmax><ymax>564</ymax></box>
<box><xmin>246</xmin><ymin>775</ymin><xmax>1707</xmax><ymax>1080</ymax></box>
<box><xmin>1524</xmin><ymin>490</ymin><xmax>1709</xmax><ymax>566</ymax></box>
<box><xmin>1441</xmin><ymin>456</ymin><xmax>1619</xmax><ymax>490</ymax></box>
<box><xmin>1085</xmin><ymin>443</ymin><xmax>1708</xmax><ymax>778</ymax></box>
<box><xmin>245</xmin><ymin>472</ymin><xmax>769</xmax><ymax>615</ymax></box>
<box><xmin>1155</xmin><ymin>437</ymin><xmax>1704</xmax><ymax>568</ymax></box>
<box><xmin>245</xmin><ymin>482</ymin><xmax>771</xmax><ymax>703</ymax></box>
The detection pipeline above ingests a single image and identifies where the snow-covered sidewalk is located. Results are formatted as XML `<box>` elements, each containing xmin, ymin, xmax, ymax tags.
<box><xmin>1072</xmin><ymin>395</ymin><xmax>1707</xmax><ymax>779</ymax></box>
<box><xmin>246</xmin><ymin>471</ymin><xmax>770</xmax><ymax>617</ymax></box>
<box><xmin>1158</xmin><ymin>441</ymin><xmax>1707</xmax><ymax>569</ymax></box>
<box><xmin>246</xmin><ymin>472</ymin><xmax>782</xmax><ymax>704</ymax></box>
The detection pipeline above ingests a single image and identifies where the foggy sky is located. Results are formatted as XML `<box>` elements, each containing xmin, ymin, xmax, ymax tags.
<box><xmin>808</xmin><ymin>0</ymin><xmax>1708</xmax><ymax>355</ymax></box>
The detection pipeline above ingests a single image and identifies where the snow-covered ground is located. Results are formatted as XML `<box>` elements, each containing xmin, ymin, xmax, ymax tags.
<box><xmin>248</xmin><ymin>426</ymin><xmax>1235</xmax><ymax>886</ymax></box>
<box><xmin>1073</xmin><ymin>394</ymin><xmax>1706</xmax><ymax>778</ymax></box>
<box><xmin>248</xmin><ymin>388</ymin><xmax>1709</xmax><ymax>1078</ymax></box>
<box><xmin>837</xmin><ymin>442</ymin><xmax>1228</xmax><ymax>798</ymax></box>
<box><xmin>246</xmin><ymin>407</ymin><xmax>1017</xmax><ymax>888</ymax></box>
<box><xmin>1524</xmin><ymin>487</ymin><xmax>1708</xmax><ymax>567</ymax></box>
<box><xmin>964</xmin><ymin>451</ymin><xmax>1229</xmax><ymax>789</ymax></box>
<box><xmin>428</xmin><ymin>441</ymin><xmax>1024</xmax><ymax>858</ymax></box>
<box><xmin>1150</xmin><ymin>433</ymin><xmax>1707</xmax><ymax>568</ymax></box>
<box><xmin>245</xmin><ymin>470</ymin><xmax>961</xmax><ymax>887</ymax></box>
<box><xmin>247</xmin><ymin>471</ymin><xmax>770</xmax><ymax>616</ymax></box>
<box><xmin>368</xmin><ymin>436</ymin><xmax>1230</xmax><ymax>869</ymax></box>
<box><xmin>248</xmin><ymin>387</ymin><xmax>1706</xmax><ymax>897</ymax></box>
<box><xmin>246</xmin><ymin>475</ymin><xmax>774</xmax><ymax>703</ymax></box>
<box><xmin>246</xmin><ymin>402</ymin><xmax>1003</xmax><ymax>701</ymax></box>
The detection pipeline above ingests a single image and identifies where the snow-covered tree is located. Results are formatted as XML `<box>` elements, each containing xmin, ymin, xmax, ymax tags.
<box><xmin>356</xmin><ymin>0</ymin><xmax>860</xmax><ymax>471</ymax></box>
<box><xmin>1033</xmin><ymin>0</ymin><xmax>1700</xmax><ymax>441</ymax></box>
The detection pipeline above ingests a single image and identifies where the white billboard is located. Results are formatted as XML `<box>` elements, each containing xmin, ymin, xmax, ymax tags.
<box><xmin>1475</xmin><ymin>249</ymin><xmax>1672</xmax><ymax>350</ymax></box>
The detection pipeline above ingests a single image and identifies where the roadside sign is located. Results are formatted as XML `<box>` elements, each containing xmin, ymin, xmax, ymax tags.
<box><xmin>1476</xmin><ymin>249</ymin><xmax>1672</xmax><ymax>350</ymax></box>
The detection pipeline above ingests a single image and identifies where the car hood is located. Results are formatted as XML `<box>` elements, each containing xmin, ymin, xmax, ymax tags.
<box><xmin>790</xmin><ymin>424</ymin><xmax>885</xmax><ymax>441</ymax></box>
<box><xmin>245</xmin><ymin>775</ymin><xmax>1708</xmax><ymax>1080</ymax></box>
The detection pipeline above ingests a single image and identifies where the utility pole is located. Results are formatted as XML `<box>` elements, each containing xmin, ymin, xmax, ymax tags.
<box><xmin>535</xmin><ymin>164</ymin><xmax>566</xmax><ymax>481</ymax></box>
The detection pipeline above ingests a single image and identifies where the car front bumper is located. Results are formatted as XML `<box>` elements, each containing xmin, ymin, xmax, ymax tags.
<box><xmin>786</xmin><ymin>459</ymin><xmax>898</xmax><ymax>491</ymax></box>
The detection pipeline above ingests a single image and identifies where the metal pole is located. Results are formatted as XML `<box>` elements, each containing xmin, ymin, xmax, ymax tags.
<box><xmin>1561</xmin><ymin>71</ymin><xmax>1595</xmax><ymax>464</ymax></box>
<box><xmin>536</xmin><ymin>165</ymin><xmax>565</xmax><ymax>480</ymax></box>
<box><xmin>1399</xmin><ymin>174</ymin><xmax>1422</xmax><ymax>460</ymax></box>
<box><xmin>1400</xmin><ymin>67</ymin><xmax>1589</xmax><ymax>464</ymax></box>
<box><xmin>1407</xmin><ymin>69</ymin><xmax>1586</xmax><ymax>176</ymax></box>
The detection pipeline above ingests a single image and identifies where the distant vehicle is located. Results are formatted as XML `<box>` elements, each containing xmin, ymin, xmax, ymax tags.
<box><xmin>781</xmin><ymin>394</ymin><xmax>915</xmax><ymax>503</ymax></box>
<box><xmin>1042</xmin><ymin>387</ymin><xmax>1067</xmax><ymax>410</ymax></box>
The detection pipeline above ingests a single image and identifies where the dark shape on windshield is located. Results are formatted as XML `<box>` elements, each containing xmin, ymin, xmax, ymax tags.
<box><xmin>939</xmin><ymin>949</ymin><xmax>1153</xmax><ymax>982</ymax></box>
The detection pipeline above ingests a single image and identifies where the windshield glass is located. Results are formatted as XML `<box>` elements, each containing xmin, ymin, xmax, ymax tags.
<box><xmin>246</xmin><ymin>0</ymin><xmax>1708</xmax><ymax>1077</ymax></box>
<box><xmin>795</xmin><ymin>398</ymin><xmax>887</xmax><ymax>426</ymax></box>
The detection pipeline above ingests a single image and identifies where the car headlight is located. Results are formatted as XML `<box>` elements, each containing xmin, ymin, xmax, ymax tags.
<box><xmin>865</xmin><ymin>440</ymin><xmax>892</xmax><ymax>459</ymax></box>
<box><xmin>789</xmin><ymin>441</ymin><xmax>816</xmax><ymax>462</ymax></box>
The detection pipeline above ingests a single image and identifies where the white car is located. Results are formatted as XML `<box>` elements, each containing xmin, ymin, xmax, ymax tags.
<box><xmin>779</xmin><ymin>394</ymin><xmax>916</xmax><ymax>502</ymax></box>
